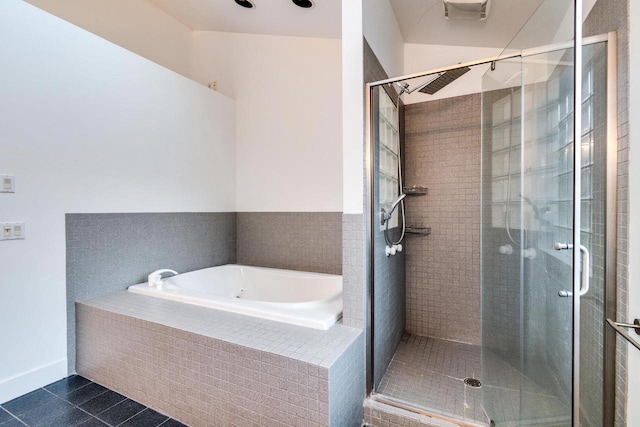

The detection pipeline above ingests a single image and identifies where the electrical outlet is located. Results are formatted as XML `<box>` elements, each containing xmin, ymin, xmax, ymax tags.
<box><xmin>207</xmin><ymin>81</ymin><xmax>218</xmax><ymax>91</ymax></box>
<box><xmin>0</xmin><ymin>175</ymin><xmax>15</xmax><ymax>193</ymax></box>
<box><xmin>0</xmin><ymin>222</ymin><xmax>25</xmax><ymax>240</ymax></box>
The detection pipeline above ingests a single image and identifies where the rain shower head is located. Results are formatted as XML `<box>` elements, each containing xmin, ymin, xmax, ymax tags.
<box><xmin>418</xmin><ymin>67</ymin><xmax>471</xmax><ymax>95</ymax></box>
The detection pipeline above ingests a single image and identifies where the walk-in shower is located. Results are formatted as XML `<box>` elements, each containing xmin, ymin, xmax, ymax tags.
<box><xmin>365</xmin><ymin>0</ymin><xmax>619</xmax><ymax>425</ymax></box>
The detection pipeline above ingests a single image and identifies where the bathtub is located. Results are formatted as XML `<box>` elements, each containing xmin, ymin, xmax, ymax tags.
<box><xmin>128</xmin><ymin>264</ymin><xmax>342</xmax><ymax>330</ymax></box>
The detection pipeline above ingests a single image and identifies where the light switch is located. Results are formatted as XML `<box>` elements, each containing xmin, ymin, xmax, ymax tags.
<box><xmin>1</xmin><ymin>175</ymin><xmax>15</xmax><ymax>193</ymax></box>
<box><xmin>0</xmin><ymin>222</ymin><xmax>25</xmax><ymax>240</ymax></box>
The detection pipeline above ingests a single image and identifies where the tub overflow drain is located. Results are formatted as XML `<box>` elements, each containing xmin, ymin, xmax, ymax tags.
<box><xmin>464</xmin><ymin>378</ymin><xmax>482</xmax><ymax>388</ymax></box>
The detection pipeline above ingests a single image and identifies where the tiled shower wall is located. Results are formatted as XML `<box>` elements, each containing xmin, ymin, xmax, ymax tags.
<box><xmin>365</xmin><ymin>39</ymin><xmax>407</xmax><ymax>387</ymax></box>
<box><xmin>583</xmin><ymin>1</ymin><xmax>630</xmax><ymax>425</ymax></box>
<box><xmin>237</xmin><ymin>212</ymin><xmax>342</xmax><ymax>275</ymax></box>
<box><xmin>403</xmin><ymin>94</ymin><xmax>481</xmax><ymax>344</ymax></box>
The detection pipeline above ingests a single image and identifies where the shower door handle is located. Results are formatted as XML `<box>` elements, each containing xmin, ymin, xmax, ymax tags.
<box><xmin>556</xmin><ymin>244</ymin><xmax>590</xmax><ymax>297</ymax></box>
<box><xmin>578</xmin><ymin>245</ymin><xmax>590</xmax><ymax>296</ymax></box>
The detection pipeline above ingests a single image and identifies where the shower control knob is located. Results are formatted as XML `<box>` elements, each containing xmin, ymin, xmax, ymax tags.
<box><xmin>498</xmin><ymin>244</ymin><xmax>513</xmax><ymax>255</ymax></box>
<box><xmin>554</xmin><ymin>242</ymin><xmax>574</xmax><ymax>250</ymax></box>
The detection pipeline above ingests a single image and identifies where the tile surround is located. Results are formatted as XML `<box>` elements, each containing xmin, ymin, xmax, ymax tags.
<box><xmin>76</xmin><ymin>292</ymin><xmax>364</xmax><ymax>427</ymax></box>
<box><xmin>365</xmin><ymin>37</ymin><xmax>407</xmax><ymax>390</ymax></box>
<box><xmin>237</xmin><ymin>212</ymin><xmax>342</xmax><ymax>275</ymax></box>
<box><xmin>66</xmin><ymin>211</ymin><xmax>346</xmax><ymax>375</ymax></box>
<box><xmin>403</xmin><ymin>94</ymin><xmax>481</xmax><ymax>344</ymax></box>
<box><xmin>66</xmin><ymin>212</ymin><xmax>237</xmax><ymax>373</ymax></box>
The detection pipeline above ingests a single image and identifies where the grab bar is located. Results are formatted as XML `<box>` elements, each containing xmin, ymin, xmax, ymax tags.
<box><xmin>606</xmin><ymin>318</ymin><xmax>640</xmax><ymax>351</ymax></box>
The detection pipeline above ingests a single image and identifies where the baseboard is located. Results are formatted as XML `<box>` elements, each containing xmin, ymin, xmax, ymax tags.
<box><xmin>0</xmin><ymin>359</ymin><xmax>67</xmax><ymax>404</ymax></box>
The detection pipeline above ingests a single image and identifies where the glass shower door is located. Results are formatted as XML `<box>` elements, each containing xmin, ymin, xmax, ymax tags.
<box><xmin>481</xmin><ymin>39</ymin><xmax>610</xmax><ymax>427</ymax></box>
<box><xmin>481</xmin><ymin>47</ymin><xmax>576</xmax><ymax>427</ymax></box>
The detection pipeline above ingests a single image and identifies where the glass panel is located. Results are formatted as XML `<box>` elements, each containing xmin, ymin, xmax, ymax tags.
<box><xmin>480</xmin><ymin>0</ymin><xmax>585</xmax><ymax>425</ymax></box>
<box><xmin>481</xmin><ymin>35</ymin><xmax>609</xmax><ymax>427</ymax></box>
<box><xmin>578</xmin><ymin>41</ymin><xmax>608</xmax><ymax>427</ymax></box>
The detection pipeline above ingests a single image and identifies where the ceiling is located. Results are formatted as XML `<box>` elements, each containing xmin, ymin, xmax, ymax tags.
<box><xmin>146</xmin><ymin>0</ymin><xmax>571</xmax><ymax>49</ymax></box>
<box><xmin>147</xmin><ymin>0</ymin><xmax>595</xmax><ymax>48</ymax></box>
<box><xmin>390</xmin><ymin>0</ymin><xmax>546</xmax><ymax>48</ymax></box>
<box><xmin>146</xmin><ymin>0</ymin><xmax>342</xmax><ymax>39</ymax></box>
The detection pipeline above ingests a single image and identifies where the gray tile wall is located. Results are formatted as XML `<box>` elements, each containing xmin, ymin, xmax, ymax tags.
<box><xmin>365</xmin><ymin>38</ymin><xmax>408</xmax><ymax>389</ymax></box>
<box><xmin>329</xmin><ymin>332</ymin><xmax>365</xmax><ymax>427</ymax></box>
<box><xmin>403</xmin><ymin>94</ymin><xmax>481</xmax><ymax>344</ymax></box>
<box><xmin>583</xmin><ymin>2</ymin><xmax>629</xmax><ymax>425</ymax></box>
<box><xmin>342</xmin><ymin>214</ymin><xmax>366</xmax><ymax>329</ymax></box>
<box><xmin>66</xmin><ymin>212</ymin><xmax>236</xmax><ymax>373</ymax></box>
<box><xmin>76</xmin><ymin>292</ymin><xmax>364</xmax><ymax>427</ymax></box>
<box><xmin>237</xmin><ymin>212</ymin><xmax>342</xmax><ymax>275</ymax></box>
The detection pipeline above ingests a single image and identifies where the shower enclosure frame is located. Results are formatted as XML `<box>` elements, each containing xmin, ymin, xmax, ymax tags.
<box><xmin>364</xmin><ymin>30</ymin><xmax>618</xmax><ymax>426</ymax></box>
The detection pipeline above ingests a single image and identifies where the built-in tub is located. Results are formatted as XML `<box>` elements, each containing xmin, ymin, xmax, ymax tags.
<box><xmin>128</xmin><ymin>264</ymin><xmax>342</xmax><ymax>329</ymax></box>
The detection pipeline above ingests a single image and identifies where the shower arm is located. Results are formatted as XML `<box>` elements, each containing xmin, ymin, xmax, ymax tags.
<box><xmin>397</xmin><ymin>74</ymin><xmax>441</xmax><ymax>96</ymax></box>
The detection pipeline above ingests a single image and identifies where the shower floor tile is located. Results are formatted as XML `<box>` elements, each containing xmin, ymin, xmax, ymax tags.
<box><xmin>378</xmin><ymin>334</ymin><xmax>487</xmax><ymax>424</ymax></box>
<box><xmin>377</xmin><ymin>334</ymin><xmax>571</xmax><ymax>426</ymax></box>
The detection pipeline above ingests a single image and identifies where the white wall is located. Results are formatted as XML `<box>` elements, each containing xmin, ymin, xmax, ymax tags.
<box><xmin>363</xmin><ymin>0</ymin><xmax>404</xmax><ymax>78</ymax></box>
<box><xmin>627</xmin><ymin>2</ymin><xmax>640</xmax><ymax>425</ymax></box>
<box><xmin>192</xmin><ymin>31</ymin><xmax>343</xmax><ymax>212</ymax></box>
<box><xmin>24</xmin><ymin>0</ymin><xmax>194</xmax><ymax>79</ymax></box>
<box><xmin>342</xmin><ymin>0</ymin><xmax>364</xmax><ymax>214</ymax></box>
<box><xmin>0</xmin><ymin>1</ymin><xmax>235</xmax><ymax>403</ymax></box>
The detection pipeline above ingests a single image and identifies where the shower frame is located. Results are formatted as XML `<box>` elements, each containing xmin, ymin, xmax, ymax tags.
<box><xmin>364</xmin><ymin>31</ymin><xmax>618</xmax><ymax>425</ymax></box>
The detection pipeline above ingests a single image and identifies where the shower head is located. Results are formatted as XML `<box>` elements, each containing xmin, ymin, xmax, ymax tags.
<box><xmin>418</xmin><ymin>67</ymin><xmax>471</xmax><ymax>95</ymax></box>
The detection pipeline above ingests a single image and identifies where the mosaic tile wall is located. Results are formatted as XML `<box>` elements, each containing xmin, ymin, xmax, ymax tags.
<box><xmin>66</xmin><ymin>212</ymin><xmax>237</xmax><ymax>373</ymax></box>
<box><xmin>76</xmin><ymin>292</ymin><xmax>364</xmax><ymax>427</ymax></box>
<box><xmin>237</xmin><ymin>212</ymin><xmax>342</xmax><ymax>275</ymax></box>
<box><xmin>342</xmin><ymin>214</ymin><xmax>366</xmax><ymax>329</ymax></box>
<box><xmin>365</xmin><ymin>38</ymin><xmax>408</xmax><ymax>388</ymax></box>
<box><xmin>403</xmin><ymin>94</ymin><xmax>482</xmax><ymax>344</ymax></box>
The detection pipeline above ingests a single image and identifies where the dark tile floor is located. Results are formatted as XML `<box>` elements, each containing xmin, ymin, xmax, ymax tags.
<box><xmin>0</xmin><ymin>376</ymin><xmax>187</xmax><ymax>427</ymax></box>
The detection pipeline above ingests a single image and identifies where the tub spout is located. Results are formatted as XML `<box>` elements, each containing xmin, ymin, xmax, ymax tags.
<box><xmin>148</xmin><ymin>269</ymin><xmax>178</xmax><ymax>287</ymax></box>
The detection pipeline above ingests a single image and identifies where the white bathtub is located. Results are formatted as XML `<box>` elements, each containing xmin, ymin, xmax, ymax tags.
<box><xmin>128</xmin><ymin>264</ymin><xmax>343</xmax><ymax>330</ymax></box>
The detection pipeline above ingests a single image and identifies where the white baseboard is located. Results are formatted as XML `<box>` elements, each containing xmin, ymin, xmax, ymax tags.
<box><xmin>0</xmin><ymin>359</ymin><xmax>68</xmax><ymax>404</ymax></box>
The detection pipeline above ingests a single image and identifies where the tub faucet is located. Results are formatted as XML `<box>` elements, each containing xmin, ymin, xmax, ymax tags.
<box><xmin>148</xmin><ymin>269</ymin><xmax>178</xmax><ymax>287</ymax></box>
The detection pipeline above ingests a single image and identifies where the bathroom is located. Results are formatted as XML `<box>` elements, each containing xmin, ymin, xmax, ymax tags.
<box><xmin>1</xmin><ymin>0</ymin><xmax>639</xmax><ymax>426</ymax></box>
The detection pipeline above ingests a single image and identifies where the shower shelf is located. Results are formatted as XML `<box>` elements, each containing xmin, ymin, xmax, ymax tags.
<box><xmin>403</xmin><ymin>186</ymin><xmax>428</xmax><ymax>196</ymax></box>
<box><xmin>406</xmin><ymin>227</ymin><xmax>431</xmax><ymax>236</ymax></box>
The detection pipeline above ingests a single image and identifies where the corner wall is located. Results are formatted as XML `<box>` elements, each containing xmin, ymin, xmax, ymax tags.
<box><xmin>0</xmin><ymin>1</ymin><xmax>235</xmax><ymax>403</ymax></box>
<box><xmin>403</xmin><ymin>95</ymin><xmax>481</xmax><ymax>344</ymax></box>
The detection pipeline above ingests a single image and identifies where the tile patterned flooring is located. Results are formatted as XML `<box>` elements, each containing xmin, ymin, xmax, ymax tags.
<box><xmin>378</xmin><ymin>334</ymin><xmax>487</xmax><ymax>425</ymax></box>
<box><xmin>377</xmin><ymin>334</ymin><xmax>570</xmax><ymax>426</ymax></box>
<box><xmin>0</xmin><ymin>376</ymin><xmax>187</xmax><ymax>427</ymax></box>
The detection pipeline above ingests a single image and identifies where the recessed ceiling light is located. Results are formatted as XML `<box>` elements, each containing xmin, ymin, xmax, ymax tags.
<box><xmin>235</xmin><ymin>0</ymin><xmax>255</xmax><ymax>9</ymax></box>
<box><xmin>292</xmin><ymin>0</ymin><xmax>314</xmax><ymax>9</ymax></box>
